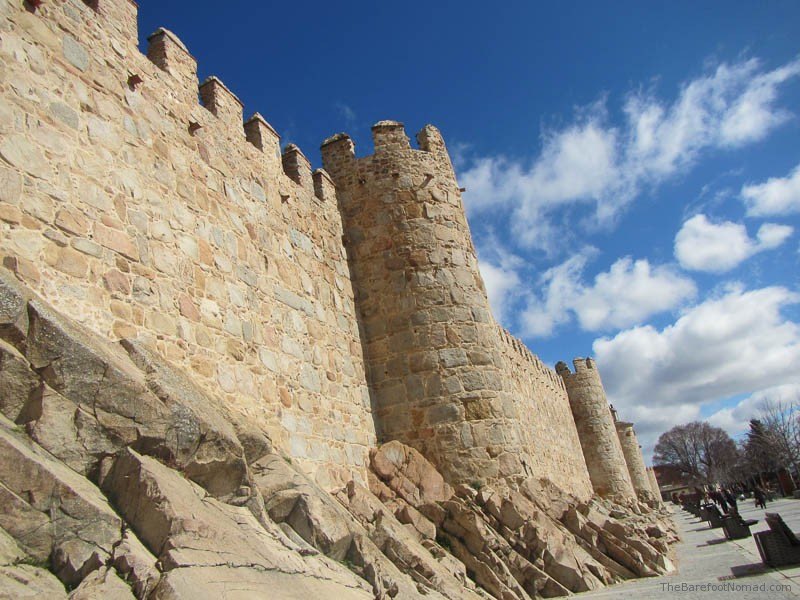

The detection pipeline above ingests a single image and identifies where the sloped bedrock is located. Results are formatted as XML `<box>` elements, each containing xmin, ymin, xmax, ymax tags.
<box><xmin>251</xmin><ymin>451</ymin><xmax>479</xmax><ymax>599</ymax></box>
<box><xmin>368</xmin><ymin>438</ymin><xmax>678</xmax><ymax>599</ymax></box>
<box><xmin>102</xmin><ymin>448</ymin><xmax>373</xmax><ymax>600</ymax></box>
<box><xmin>0</xmin><ymin>267</ymin><xmax>249</xmax><ymax>499</ymax></box>
<box><xmin>0</xmin><ymin>415</ymin><xmax>154</xmax><ymax>596</ymax></box>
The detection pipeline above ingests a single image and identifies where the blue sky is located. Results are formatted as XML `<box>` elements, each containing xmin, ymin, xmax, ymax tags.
<box><xmin>137</xmin><ymin>2</ymin><xmax>800</xmax><ymax>459</ymax></box>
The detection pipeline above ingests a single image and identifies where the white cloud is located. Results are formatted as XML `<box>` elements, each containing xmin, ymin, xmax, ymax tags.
<box><xmin>741</xmin><ymin>163</ymin><xmax>800</xmax><ymax>216</ymax></box>
<box><xmin>706</xmin><ymin>384</ymin><xmax>800</xmax><ymax>435</ymax></box>
<box><xmin>520</xmin><ymin>252</ymin><xmax>696</xmax><ymax>336</ymax></box>
<box><xmin>594</xmin><ymin>286</ymin><xmax>800</xmax><ymax>456</ymax></box>
<box><xmin>475</xmin><ymin>235</ymin><xmax>528</xmax><ymax>325</ymax></box>
<box><xmin>674</xmin><ymin>214</ymin><xmax>793</xmax><ymax>272</ymax></box>
<box><xmin>460</xmin><ymin>57</ymin><xmax>800</xmax><ymax>252</ymax></box>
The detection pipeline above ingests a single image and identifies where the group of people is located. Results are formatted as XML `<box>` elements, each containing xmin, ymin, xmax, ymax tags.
<box><xmin>707</xmin><ymin>487</ymin><xmax>739</xmax><ymax>513</ymax></box>
<box><xmin>675</xmin><ymin>483</ymin><xmax>773</xmax><ymax>514</ymax></box>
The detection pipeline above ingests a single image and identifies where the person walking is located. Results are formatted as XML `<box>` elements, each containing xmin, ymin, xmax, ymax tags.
<box><xmin>754</xmin><ymin>486</ymin><xmax>767</xmax><ymax>510</ymax></box>
<box><xmin>723</xmin><ymin>488</ymin><xmax>738</xmax><ymax>513</ymax></box>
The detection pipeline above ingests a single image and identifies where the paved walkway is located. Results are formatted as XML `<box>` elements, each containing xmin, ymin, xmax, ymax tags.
<box><xmin>578</xmin><ymin>497</ymin><xmax>800</xmax><ymax>598</ymax></box>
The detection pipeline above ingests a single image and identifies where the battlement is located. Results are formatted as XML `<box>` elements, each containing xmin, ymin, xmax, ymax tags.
<box><xmin>498</xmin><ymin>326</ymin><xmax>566</xmax><ymax>392</ymax></box>
<box><xmin>0</xmin><ymin>0</ymin><xmax>374</xmax><ymax>489</ymax></box>
<box><xmin>321</xmin><ymin>121</ymin><xmax>457</xmax><ymax>189</ymax></box>
<box><xmin>556</xmin><ymin>357</ymin><xmax>598</xmax><ymax>378</ymax></box>
<box><xmin>131</xmin><ymin>16</ymin><xmax>321</xmax><ymax>190</ymax></box>
<box><xmin>245</xmin><ymin>113</ymin><xmax>281</xmax><ymax>157</ymax></box>
<box><xmin>199</xmin><ymin>76</ymin><xmax>244</xmax><ymax>133</ymax></box>
<box><xmin>0</xmin><ymin>0</ymin><xmax>652</xmax><ymax>508</ymax></box>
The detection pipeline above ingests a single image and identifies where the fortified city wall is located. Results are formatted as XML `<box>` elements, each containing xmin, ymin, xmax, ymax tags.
<box><xmin>616</xmin><ymin>420</ymin><xmax>656</xmax><ymax>503</ymax></box>
<box><xmin>0</xmin><ymin>0</ymin><xmax>375</xmax><ymax>488</ymax></box>
<box><xmin>556</xmin><ymin>358</ymin><xmax>637</xmax><ymax>502</ymax></box>
<box><xmin>0</xmin><ymin>0</ymin><xmax>653</xmax><ymax>501</ymax></box>
<box><xmin>497</xmin><ymin>327</ymin><xmax>593</xmax><ymax>499</ymax></box>
<box><xmin>321</xmin><ymin>123</ymin><xmax>536</xmax><ymax>486</ymax></box>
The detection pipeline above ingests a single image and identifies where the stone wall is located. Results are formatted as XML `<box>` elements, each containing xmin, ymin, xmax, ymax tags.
<box><xmin>321</xmin><ymin>123</ymin><xmax>532</xmax><ymax>485</ymax></box>
<box><xmin>615</xmin><ymin>421</ymin><xmax>655</xmax><ymax>503</ymax></box>
<box><xmin>556</xmin><ymin>359</ymin><xmax>637</xmax><ymax>503</ymax></box>
<box><xmin>647</xmin><ymin>467</ymin><xmax>663</xmax><ymax>502</ymax></box>
<box><xmin>497</xmin><ymin>327</ymin><xmax>594</xmax><ymax>500</ymax></box>
<box><xmin>0</xmin><ymin>0</ymin><xmax>647</xmax><ymax>502</ymax></box>
<box><xmin>0</xmin><ymin>0</ymin><xmax>375</xmax><ymax>488</ymax></box>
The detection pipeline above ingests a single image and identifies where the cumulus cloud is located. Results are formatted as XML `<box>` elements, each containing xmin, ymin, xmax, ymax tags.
<box><xmin>594</xmin><ymin>286</ymin><xmax>800</xmax><ymax>456</ymax></box>
<box><xmin>741</xmin><ymin>163</ymin><xmax>800</xmax><ymax>216</ymax></box>
<box><xmin>460</xmin><ymin>57</ymin><xmax>800</xmax><ymax>251</ymax></box>
<box><xmin>674</xmin><ymin>214</ymin><xmax>793</xmax><ymax>272</ymax></box>
<box><xmin>706</xmin><ymin>384</ymin><xmax>800</xmax><ymax>435</ymax></box>
<box><xmin>520</xmin><ymin>251</ymin><xmax>696</xmax><ymax>336</ymax></box>
<box><xmin>476</xmin><ymin>239</ymin><xmax>525</xmax><ymax>324</ymax></box>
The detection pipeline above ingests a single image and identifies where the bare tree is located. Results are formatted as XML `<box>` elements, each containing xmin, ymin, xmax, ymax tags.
<box><xmin>757</xmin><ymin>399</ymin><xmax>800</xmax><ymax>476</ymax></box>
<box><xmin>654</xmin><ymin>421</ymin><xmax>739</xmax><ymax>484</ymax></box>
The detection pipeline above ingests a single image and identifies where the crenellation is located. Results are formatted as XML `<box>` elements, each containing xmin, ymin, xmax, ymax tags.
<box><xmin>0</xmin><ymin>4</ymin><xmax>681</xmax><ymax>595</ymax></box>
<box><xmin>616</xmin><ymin>420</ymin><xmax>656</xmax><ymax>503</ymax></box>
<box><xmin>146</xmin><ymin>28</ymin><xmax>197</xmax><ymax>104</ymax></box>
<box><xmin>0</xmin><ymin>0</ymin><xmax>664</xmax><ymax>526</ymax></box>
<box><xmin>282</xmin><ymin>143</ymin><xmax>314</xmax><ymax>190</ymax></box>
<box><xmin>199</xmin><ymin>76</ymin><xmax>244</xmax><ymax>134</ymax></box>
<box><xmin>312</xmin><ymin>169</ymin><xmax>336</xmax><ymax>203</ymax></box>
<box><xmin>0</xmin><ymin>1</ymin><xmax>376</xmax><ymax>490</ymax></box>
<box><xmin>498</xmin><ymin>328</ymin><xmax>594</xmax><ymax>499</ymax></box>
<box><xmin>244</xmin><ymin>112</ymin><xmax>281</xmax><ymax>157</ymax></box>
<box><xmin>371</xmin><ymin>120</ymin><xmax>411</xmax><ymax>154</ymax></box>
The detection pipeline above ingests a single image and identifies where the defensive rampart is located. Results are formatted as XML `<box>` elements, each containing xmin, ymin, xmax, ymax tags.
<box><xmin>0</xmin><ymin>0</ymin><xmax>374</xmax><ymax>488</ymax></box>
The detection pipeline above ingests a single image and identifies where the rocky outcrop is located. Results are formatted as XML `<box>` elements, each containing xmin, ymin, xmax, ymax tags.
<box><xmin>368</xmin><ymin>439</ymin><xmax>678</xmax><ymax>599</ymax></box>
<box><xmin>102</xmin><ymin>448</ymin><xmax>372</xmax><ymax>599</ymax></box>
<box><xmin>0</xmin><ymin>268</ymin><xmax>678</xmax><ymax>598</ymax></box>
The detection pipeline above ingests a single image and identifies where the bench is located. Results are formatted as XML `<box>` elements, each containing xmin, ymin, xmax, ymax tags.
<box><xmin>700</xmin><ymin>504</ymin><xmax>726</xmax><ymax>528</ymax></box>
<box><xmin>722</xmin><ymin>513</ymin><xmax>758</xmax><ymax>540</ymax></box>
<box><xmin>754</xmin><ymin>512</ymin><xmax>800</xmax><ymax>567</ymax></box>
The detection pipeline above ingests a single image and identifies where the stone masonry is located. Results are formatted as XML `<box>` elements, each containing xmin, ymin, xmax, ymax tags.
<box><xmin>0</xmin><ymin>0</ymin><xmax>374</xmax><ymax>489</ymax></box>
<box><xmin>321</xmin><ymin>122</ymin><xmax>533</xmax><ymax>486</ymax></box>
<box><xmin>0</xmin><ymin>3</ymin><xmax>679</xmax><ymax>598</ymax></box>
<box><xmin>647</xmin><ymin>466</ymin><xmax>663</xmax><ymax>502</ymax></box>
<box><xmin>616</xmin><ymin>420</ymin><xmax>656</xmax><ymax>503</ymax></box>
<box><xmin>1</xmin><ymin>0</ymin><xmax>648</xmax><ymax>501</ymax></box>
<box><xmin>557</xmin><ymin>359</ymin><xmax>637</xmax><ymax>503</ymax></box>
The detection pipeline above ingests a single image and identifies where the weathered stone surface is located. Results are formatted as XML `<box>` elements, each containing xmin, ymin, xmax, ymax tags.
<box><xmin>339</xmin><ymin>480</ymin><xmax>482</xmax><ymax>600</ymax></box>
<box><xmin>111</xmin><ymin>530</ymin><xmax>160</xmax><ymax>598</ymax></box>
<box><xmin>252</xmin><ymin>454</ymin><xmax>354</xmax><ymax>560</ymax></box>
<box><xmin>0</xmin><ymin>564</ymin><xmax>68</xmax><ymax>599</ymax></box>
<box><xmin>120</xmin><ymin>339</ymin><xmax>247</xmax><ymax>498</ymax></box>
<box><xmin>149</xmin><ymin>565</ymin><xmax>369</xmax><ymax>600</ymax></box>
<box><xmin>0</xmin><ymin>416</ymin><xmax>121</xmax><ymax>587</ymax></box>
<box><xmin>0</xmin><ymin>527</ymin><xmax>24</xmax><ymax>566</ymax></box>
<box><xmin>0</xmin><ymin>268</ymin><xmax>30</xmax><ymax>348</ymax></box>
<box><xmin>102</xmin><ymin>448</ymin><xmax>372</xmax><ymax>599</ymax></box>
<box><xmin>370</xmin><ymin>441</ymin><xmax>454</xmax><ymax>506</ymax></box>
<box><xmin>68</xmin><ymin>567</ymin><xmax>136</xmax><ymax>600</ymax></box>
<box><xmin>0</xmin><ymin>340</ymin><xmax>38</xmax><ymax>422</ymax></box>
<box><xmin>557</xmin><ymin>359</ymin><xmax>636</xmax><ymax>503</ymax></box>
<box><xmin>0</xmin><ymin>4</ymin><xmax>683</xmax><ymax>598</ymax></box>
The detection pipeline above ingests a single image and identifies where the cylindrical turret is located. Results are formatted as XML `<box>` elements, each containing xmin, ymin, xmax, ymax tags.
<box><xmin>615</xmin><ymin>421</ymin><xmax>655</xmax><ymax>503</ymax></box>
<box><xmin>647</xmin><ymin>467</ymin><xmax>662</xmax><ymax>503</ymax></box>
<box><xmin>321</xmin><ymin>122</ymin><xmax>528</xmax><ymax>484</ymax></box>
<box><xmin>556</xmin><ymin>358</ymin><xmax>636</xmax><ymax>502</ymax></box>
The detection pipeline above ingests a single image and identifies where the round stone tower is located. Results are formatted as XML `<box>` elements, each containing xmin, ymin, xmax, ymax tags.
<box><xmin>647</xmin><ymin>467</ymin><xmax>662</xmax><ymax>504</ymax></box>
<box><xmin>615</xmin><ymin>421</ymin><xmax>655</xmax><ymax>503</ymax></box>
<box><xmin>321</xmin><ymin>121</ymin><xmax>529</xmax><ymax>485</ymax></box>
<box><xmin>556</xmin><ymin>358</ymin><xmax>636</xmax><ymax>502</ymax></box>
